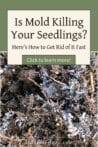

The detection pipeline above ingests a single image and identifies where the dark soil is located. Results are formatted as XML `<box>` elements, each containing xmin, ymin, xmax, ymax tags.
<box><xmin>0</xmin><ymin>52</ymin><xmax>98</xmax><ymax>147</ymax></box>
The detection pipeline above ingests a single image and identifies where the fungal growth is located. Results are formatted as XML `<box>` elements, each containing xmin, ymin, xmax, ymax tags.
<box><xmin>0</xmin><ymin>52</ymin><xmax>98</xmax><ymax>147</ymax></box>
